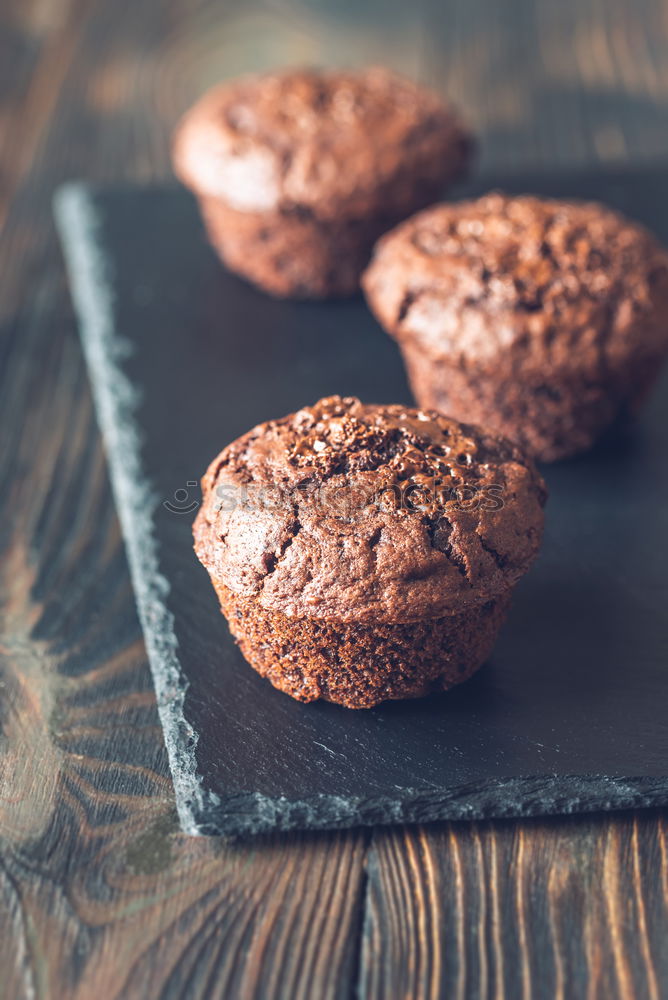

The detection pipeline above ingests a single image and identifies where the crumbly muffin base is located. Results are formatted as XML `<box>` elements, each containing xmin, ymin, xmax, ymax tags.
<box><xmin>199</xmin><ymin>195</ymin><xmax>378</xmax><ymax>297</ymax></box>
<box><xmin>401</xmin><ymin>346</ymin><xmax>664</xmax><ymax>462</ymax></box>
<box><xmin>214</xmin><ymin>580</ymin><xmax>512</xmax><ymax>709</ymax></box>
<box><xmin>199</xmin><ymin>177</ymin><xmax>457</xmax><ymax>298</ymax></box>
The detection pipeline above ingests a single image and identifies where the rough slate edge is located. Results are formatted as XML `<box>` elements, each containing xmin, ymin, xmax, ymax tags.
<box><xmin>53</xmin><ymin>181</ymin><xmax>668</xmax><ymax>839</ymax></box>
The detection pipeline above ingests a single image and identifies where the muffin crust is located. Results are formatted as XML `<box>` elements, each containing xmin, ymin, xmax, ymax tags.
<box><xmin>173</xmin><ymin>68</ymin><xmax>472</xmax><ymax>297</ymax></box>
<box><xmin>194</xmin><ymin>397</ymin><xmax>545</xmax><ymax>708</ymax></box>
<box><xmin>363</xmin><ymin>193</ymin><xmax>668</xmax><ymax>460</ymax></box>
<box><xmin>194</xmin><ymin>396</ymin><xmax>546</xmax><ymax>623</ymax></box>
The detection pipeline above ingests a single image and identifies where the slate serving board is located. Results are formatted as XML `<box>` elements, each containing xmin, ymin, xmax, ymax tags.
<box><xmin>54</xmin><ymin>167</ymin><xmax>668</xmax><ymax>837</ymax></box>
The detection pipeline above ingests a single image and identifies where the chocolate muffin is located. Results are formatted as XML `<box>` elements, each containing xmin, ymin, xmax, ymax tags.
<box><xmin>173</xmin><ymin>67</ymin><xmax>472</xmax><ymax>298</ymax></box>
<box><xmin>362</xmin><ymin>193</ymin><xmax>668</xmax><ymax>461</ymax></box>
<box><xmin>193</xmin><ymin>396</ymin><xmax>545</xmax><ymax>708</ymax></box>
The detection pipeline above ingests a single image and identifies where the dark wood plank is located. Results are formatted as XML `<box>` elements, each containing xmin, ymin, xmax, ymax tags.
<box><xmin>361</xmin><ymin>816</ymin><xmax>668</xmax><ymax>999</ymax></box>
<box><xmin>2</xmin><ymin>0</ymin><xmax>668</xmax><ymax>996</ymax></box>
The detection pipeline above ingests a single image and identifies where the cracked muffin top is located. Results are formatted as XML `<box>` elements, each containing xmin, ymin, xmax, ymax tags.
<box><xmin>193</xmin><ymin>396</ymin><xmax>546</xmax><ymax>623</ymax></box>
<box><xmin>363</xmin><ymin>193</ymin><xmax>668</xmax><ymax>376</ymax></box>
<box><xmin>172</xmin><ymin>67</ymin><xmax>471</xmax><ymax>220</ymax></box>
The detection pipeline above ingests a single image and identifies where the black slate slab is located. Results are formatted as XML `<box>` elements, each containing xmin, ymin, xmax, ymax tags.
<box><xmin>54</xmin><ymin>168</ymin><xmax>668</xmax><ymax>837</ymax></box>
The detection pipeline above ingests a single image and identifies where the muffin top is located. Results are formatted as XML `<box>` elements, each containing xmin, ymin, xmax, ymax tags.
<box><xmin>193</xmin><ymin>396</ymin><xmax>546</xmax><ymax>623</ymax></box>
<box><xmin>173</xmin><ymin>67</ymin><xmax>470</xmax><ymax>220</ymax></box>
<box><xmin>363</xmin><ymin>193</ymin><xmax>668</xmax><ymax>375</ymax></box>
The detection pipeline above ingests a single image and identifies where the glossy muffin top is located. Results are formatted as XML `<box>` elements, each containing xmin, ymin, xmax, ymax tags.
<box><xmin>193</xmin><ymin>396</ymin><xmax>546</xmax><ymax>623</ymax></box>
<box><xmin>363</xmin><ymin>193</ymin><xmax>668</xmax><ymax>376</ymax></box>
<box><xmin>173</xmin><ymin>67</ymin><xmax>471</xmax><ymax>219</ymax></box>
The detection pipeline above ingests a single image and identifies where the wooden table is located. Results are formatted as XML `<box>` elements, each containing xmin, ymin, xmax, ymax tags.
<box><xmin>2</xmin><ymin>1</ymin><xmax>668</xmax><ymax>996</ymax></box>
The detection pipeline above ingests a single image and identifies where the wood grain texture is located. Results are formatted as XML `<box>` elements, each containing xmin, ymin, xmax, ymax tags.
<box><xmin>360</xmin><ymin>816</ymin><xmax>668</xmax><ymax>1000</ymax></box>
<box><xmin>2</xmin><ymin>0</ymin><xmax>668</xmax><ymax>997</ymax></box>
